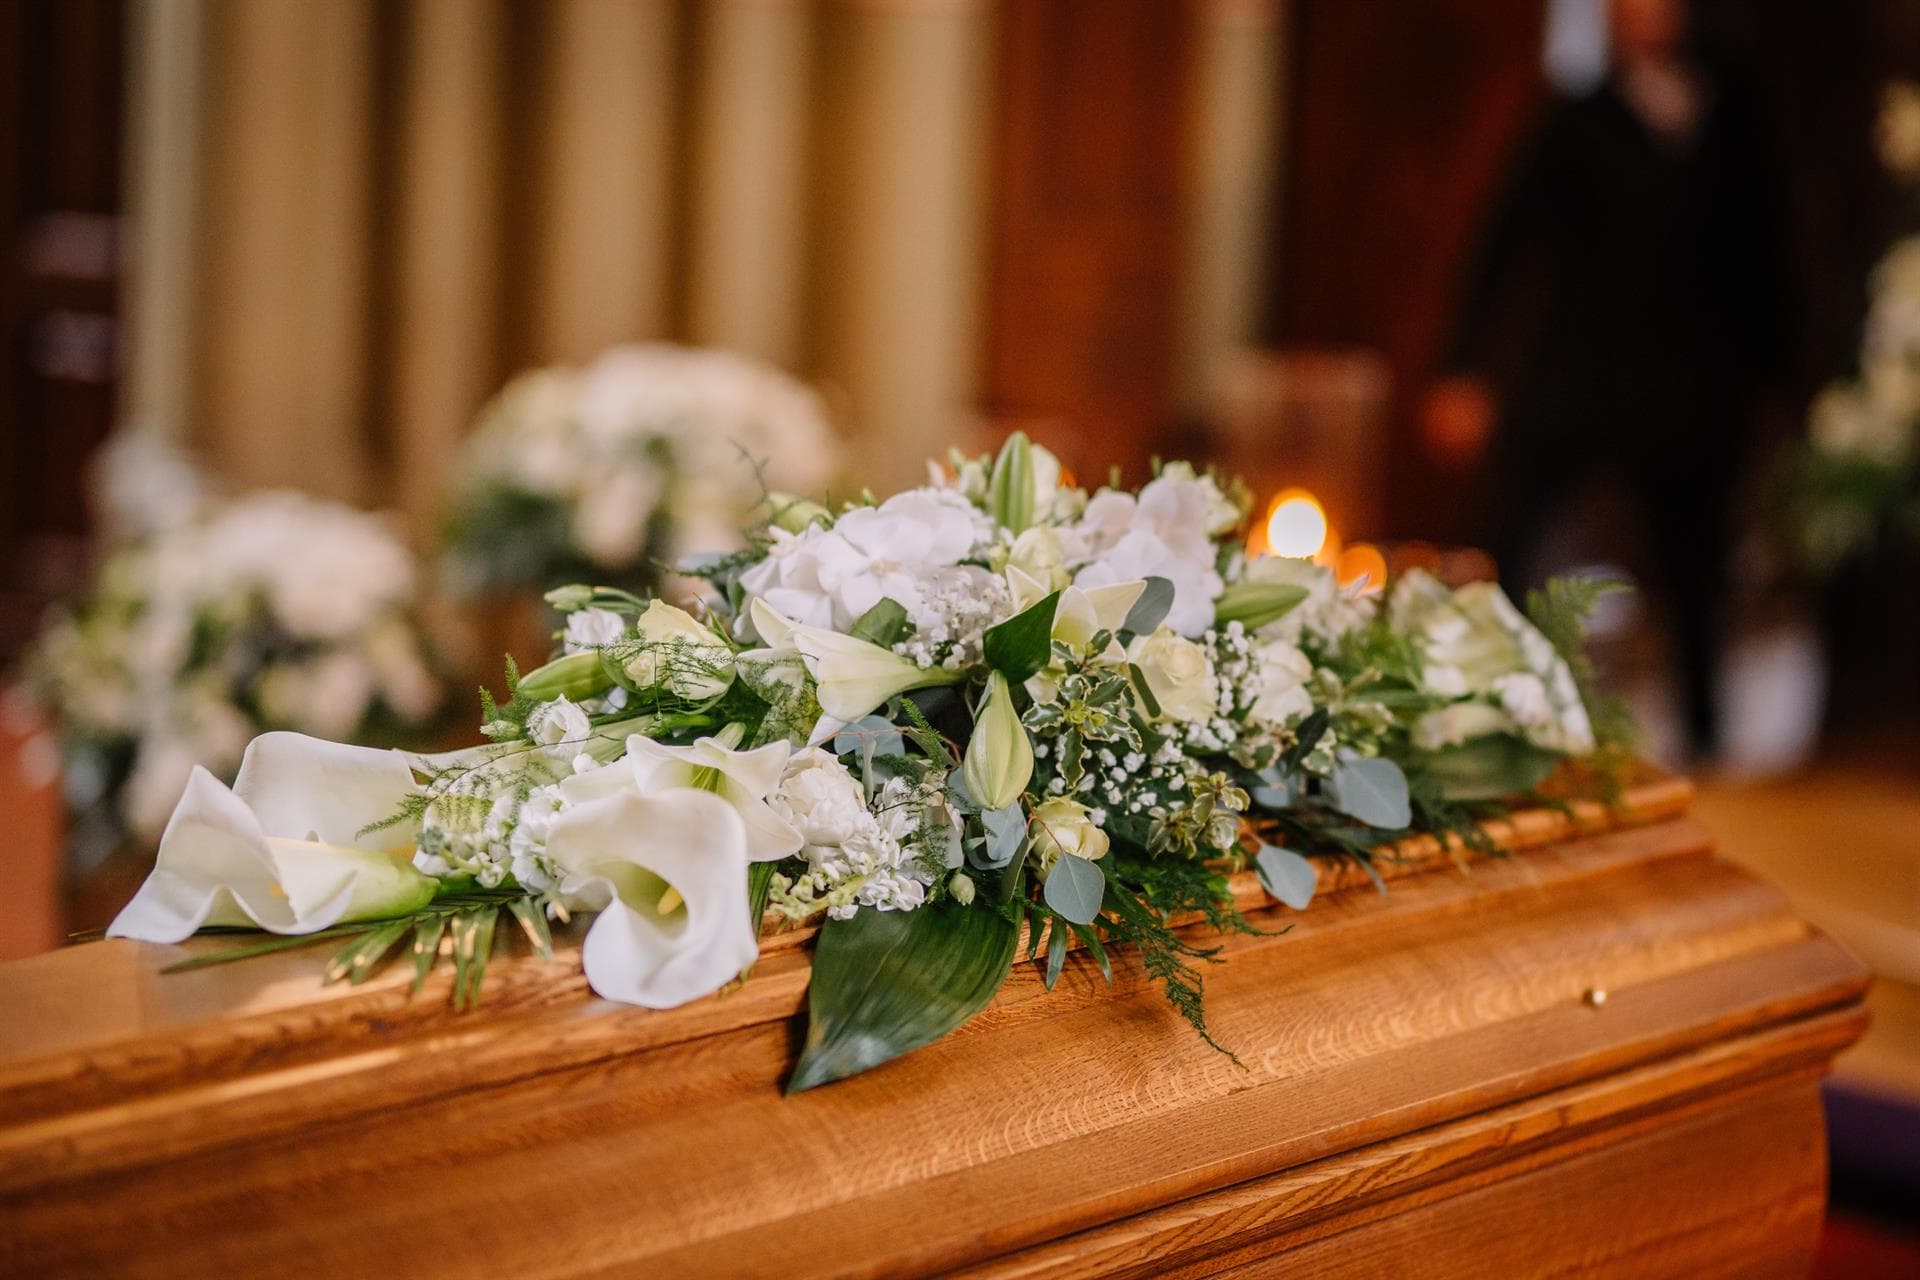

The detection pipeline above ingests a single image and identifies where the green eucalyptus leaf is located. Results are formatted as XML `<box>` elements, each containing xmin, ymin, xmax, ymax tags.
<box><xmin>1120</xmin><ymin>576</ymin><xmax>1175</xmax><ymax>636</ymax></box>
<box><xmin>833</xmin><ymin>714</ymin><xmax>905</xmax><ymax>761</ymax></box>
<box><xmin>971</xmin><ymin>803</ymin><xmax>1027</xmax><ymax>870</ymax></box>
<box><xmin>849</xmin><ymin>597</ymin><xmax>912</xmax><ymax>648</ymax></box>
<box><xmin>981</xmin><ymin>589</ymin><xmax>1062</xmax><ymax>683</ymax></box>
<box><xmin>788</xmin><ymin>900</ymin><xmax>1017</xmax><ymax>1092</ymax></box>
<box><xmin>1325</xmin><ymin>755</ymin><xmax>1412</xmax><ymax>830</ymax></box>
<box><xmin>1255</xmin><ymin>843</ymin><xmax>1318</xmax><ymax>910</ymax></box>
<box><xmin>1041</xmin><ymin>854</ymin><xmax>1105</xmax><ymax>926</ymax></box>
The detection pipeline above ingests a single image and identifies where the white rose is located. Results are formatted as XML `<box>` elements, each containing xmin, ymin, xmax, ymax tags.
<box><xmin>526</xmin><ymin>696</ymin><xmax>592</xmax><ymax>761</ymax></box>
<box><xmin>624</xmin><ymin>601</ymin><xmax>735</xmax><ymax>702</ymax></box>
<box><xmin>773</xmin><ymin>748</ymin><xmax>871</xmax><ymax>848</ymax></box>
<box><xmin>564</xmin><ymin>608</ymin><xmax>629</xmax><ymax>653</ymax></box>
<box><xmin>1126</xmin><ymin>627</ymin><xmax>1220</xmax><ymax>723</ymax></box>
<box><xmin>1030</xmin><ymin>796</ymin><xmax>1109</xmax><ymax>871</ymax></box>
<box><xmin>1247</xmin><ymin>639</ymin><xmax>1314</xmax><ymax>725</ymax></box>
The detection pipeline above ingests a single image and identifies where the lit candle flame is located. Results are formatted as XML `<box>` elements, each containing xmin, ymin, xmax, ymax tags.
<box><xmin>1264</xmin><ymin>490</ymin><xmax>1328</xmax><ymax>560</ymax></box>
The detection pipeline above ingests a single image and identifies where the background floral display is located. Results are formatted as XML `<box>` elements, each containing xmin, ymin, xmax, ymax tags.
<box><xmin>1787</xmin><ymin>82</ymin><xmax>1920</xmax><ymax>574</ymax></box>
<box><xmin>107</xmin><ymin>434</ymin><xmax>1623</xmax><ymax>1091</ymax></box>
<box><xmin>440</xmin><ymin>343</ymin><xmax>841</xmax><ymax>598</ymax></box>
<box><xmin>20</xmin><ymin>458</ymin><xmax>447</xmax><ymax>869</ymax></box>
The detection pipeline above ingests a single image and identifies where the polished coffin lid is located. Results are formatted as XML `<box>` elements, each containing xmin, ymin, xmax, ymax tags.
<box><xmin>0</xmin><ymin>771</ymin><xmax>1871</xmax><ymax>1278</ymax></box>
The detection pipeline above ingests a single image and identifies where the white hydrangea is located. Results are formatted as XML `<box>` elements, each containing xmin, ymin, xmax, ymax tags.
<box><xmin>1064</xmin><ymin>465</ymin><xmax>1234</xmax><ymax>636</ymax></box>
<box><xmin>739</xmin><ymin>487</ymin><xmax>999</xmax><ymax>639</ymax></box>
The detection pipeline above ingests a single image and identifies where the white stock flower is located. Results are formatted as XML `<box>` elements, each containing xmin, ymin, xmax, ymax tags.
<box><xmin>769</xmin><ymin>748</ymin><xmax>934</xmax><ymax>919</ymax></box>
<box><xmin>564</xmin><ymin>608</ymin><xmax>629</xmax><ymax>653</ymax></box>
<box><xmin>545</xmin><ymin>787</ymin><xmax>759</xmax><ymax>1009</ymax></box>
<box><xmin>1127</xmin><ymin>627</ymin><xmax>1220</xmax><ymax>724</ymax></box>
<box><xmin>107</xmin><ymin>733</ymin><xmax>436</xmax><ymax>943</ymax></box>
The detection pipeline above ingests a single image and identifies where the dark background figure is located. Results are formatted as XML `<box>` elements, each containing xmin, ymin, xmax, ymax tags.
<box><xmin>1426</xmin><ymin>0</ymin><xmax>1795</xmax><ymax>760</ymax></box>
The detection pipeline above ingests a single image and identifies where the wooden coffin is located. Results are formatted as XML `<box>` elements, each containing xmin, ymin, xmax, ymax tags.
<box><xmin>0</xmin><ymin>773</ymin><xmax>1870</xmax><ymax>1279</ymax></box>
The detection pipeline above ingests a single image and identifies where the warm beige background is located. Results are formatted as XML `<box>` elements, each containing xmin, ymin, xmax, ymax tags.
<box><xmin>117</xmin><ymin>0</ymin><xmax>1287</xmax><ymax>538</ymax></box>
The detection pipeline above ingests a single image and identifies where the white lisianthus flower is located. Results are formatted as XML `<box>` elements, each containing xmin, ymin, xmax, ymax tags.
<box><xmin>1247</xmin><ymin>639</ymin><xmax>1314</xmax><ymax>725</ymax></box>
<box><xmin>545</xmin><ymin>787</ymin><xmax>758</xmax><ymax>1009</ymax></box>
<box><xmin>107</xmin><ymin>733</ymin><xmax>436</xmax><ymax>942</ymax></box>
<box><xmin>564</xmin><ymin>608</ymin><xmax>629</xmax><ymax>653</ymax></box>
<box><xmin>1127</xmin><ymin>627</ymin><xmax>1220</xmax><ymax>724</ymax></box>
<box><xmin>772</xmin><ymin>747</ymin><xmax>872</xmax><ymax>848</ymax></box>
<box><xmin>526</xmin><ymin>696</ymin><xmax>593</xmax><ymax>761</ymax></box>
<box><xmin>624</xmin><ymin>600</ymin><xmax>735</xmax><ymax>701</ymax></box>
<box><xmin>1030</xmin><ymin>796</ymin><xmax>1109</xmax><ymax>872</ymax></box>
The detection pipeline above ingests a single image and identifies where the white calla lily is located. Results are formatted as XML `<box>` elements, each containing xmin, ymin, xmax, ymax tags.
<box><xmin>545</xmin><ymin>787</ymin><xmax>758</xmax><ymax>1009</ymax></box>
<box><xmin>107</xmin><ymin>732</ymin><xmax>436</xmax><ymax>943</ymax></box>
<box><xmin>598</xmin><ymin>731</ymin><xmax>802</xmax><ymax>862</ymax></box>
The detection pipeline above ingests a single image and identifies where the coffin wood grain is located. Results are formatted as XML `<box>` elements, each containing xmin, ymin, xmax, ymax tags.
<box><xmin>0</xmin><ymin>772</ymin><xmax>1868</xmax><ymax>1279</ymax></box>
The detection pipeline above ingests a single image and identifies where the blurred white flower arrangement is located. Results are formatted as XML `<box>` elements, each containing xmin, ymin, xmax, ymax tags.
<box><xmin>20</xmin><ymin>445</ymin><xmax>447</xmax><ymax>867</ymax></box>
<box><xmin>440</xmin><ymin>343</ymin><xmax>839</xmax><ymax>597</ymax></box>
<box><xmin>1788</xmin><ymin>83</ymin><xmax>1920</xmax><ymax>573</ymax></box>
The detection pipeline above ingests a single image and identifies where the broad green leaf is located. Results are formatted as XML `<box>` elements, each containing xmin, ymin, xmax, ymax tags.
<box><xmin>1417</xmin><ymin>733</ymin><xmax>1562</xmax><ymax>801</ymax></box>
<box><xmin>1120</xmin><ymin>576</ymin><xmax>1175</xmax><ymax>636</ymax></box>
<box><xmin>981</xmin><ymin>589</ymin><xmax>1061</xmax><ymax>683</ymax></box>
<box><xmin>788</xmin><ymin>900</ymin><xmax>1017</xmax><ymax>1092</ymax></box>
<box><xmin>1255</xmin><ymin>844</ymin><xmax>1318</xmax><ymax>909</ymax></box>
<box><xmin>508</xmin><ymin>896</ymin><xmax>554</xmax><ymax>959</ymax></box>
<box><xmin>410</xmin><ymin>916</ymin><xmax>447</xmax><ymax>993</ymax></box>
<box><xmin>1325</xmin><ymin>755</ymin><xmax>1412</xmax><ymax>830</ymax></box>
<box><xmin>849</xmin><ymin>597</ymin><xmax>912</xmax><ymax>648</ymax></box>
<box><xmin>988</xmin><ymin>431</ymin><xmax>1035</xmax><ymax>533</ymax></box>
<box><xmin>1042</xmin><ymin>854</ymin><xmax>1105</xmax><ymax>925</ymax></box>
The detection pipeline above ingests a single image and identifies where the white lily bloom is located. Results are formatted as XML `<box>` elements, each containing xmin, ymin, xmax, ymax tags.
<box><xmin>743</xmin><ymin>600</ymin><xmax>964</xmax><ymax>730</ymax></box>
<box><xmin>545</xmin><ymin>787</ymin><xmax>758</xmax><ymax>1009</ymax></box>
<box><xmin>1052</xmin><ymin>581</ymin><xmax>1146</xmax><ymax>653</ymax></box>
<box><xmin>107</xmin><ymin>732</ymin><xmax>436</xmax><ymax>943</ymax></box>
<box><xmin>601</xmin><ymin>732</ymin><xmax>802</xmax><ymax>862</ymax></box>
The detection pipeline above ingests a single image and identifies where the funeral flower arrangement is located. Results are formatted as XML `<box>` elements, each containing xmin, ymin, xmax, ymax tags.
<box><xmin>108</xmin><ymin>436</ymin><xmax>1617</xmax><ymax>1089</ymax></box>
<box><xmin>1788</xmin><ymin>82</ymin><xmax>1920</xmax><ymax>573</ymax></box>
<box><xmin>22</xmin><ymin>489</ymin><xmax>446</xmax><ymax>868</ymax></box>
<box><xmin>440</xmin><ymin>343</ymin><xmax>840</xmax><ymax>596</ymax></box>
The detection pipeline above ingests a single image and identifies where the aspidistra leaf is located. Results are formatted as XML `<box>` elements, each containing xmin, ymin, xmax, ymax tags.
<box><xmin>788</xmin><ymin>901</ymin><xmax>1017</xmax><ymax>1092</ymax></box>
<box><xmin>982</xmin><ymin>590</ymin><xmax>1061</xmax><ymax>683</ymax></box>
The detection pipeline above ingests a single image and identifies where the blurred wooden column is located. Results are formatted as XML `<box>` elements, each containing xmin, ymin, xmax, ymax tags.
<box><xmin>533</xmin><ymin>0</ymin><xmax>681</xmax><ymax>363</ymax></box>
<box><xmin>192</xmin><ymin>0</ymin><xmax>376</xmax><ymax>504</ymax></box>
<box><xmin>814</xmin><ymin>0</ymin><xmax>993</xmax><ymax>494</ymax></box>
<box><xmin>120</xmin><ymin>0</ymin><xmax>203</xmax><ymax>444</ymax></box>
<box><xmin>983</xmin><ymin>0</ymin><xmax>1192</xmax><ymax>480</ymax></box>
<box><xmin>1176</xmin><ymin>0</ymin><xmax>1287</xmax><ymax>418</ymax></box>
<box><xmin>389</xmin><ymin>0</ymin><xmax>503</xmax><ymax>536</ymax></box>
<box><xmin>687</xmin><ymin>0</ymin><xmax>814</xmax><ymax>370</ymax></box>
